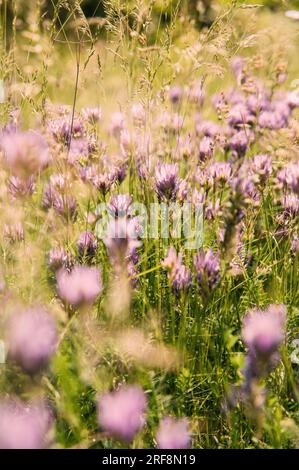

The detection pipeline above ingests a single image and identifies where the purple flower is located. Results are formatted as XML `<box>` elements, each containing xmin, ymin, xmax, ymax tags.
<box><xmin>81</xmin><ymin>106</ymin><xmax>102</xmax><ymax>123</ymax></box>
<box><xmin>156</xmin><ymin>417</ymin><xmax>191</xmax><ymax>449</ymax></box>
<box><xmin>1</xmin><ymin>131</ymin><xmax>50</xmax><ymax>177</ymax></box>
<box><xmin>169</xmin><ymin>86</ymin><xmax>182</xmax><ymax>105</ymax></box>
<box><xmin>198</xmin><ymin>137</ymin><xmax>214</xmax><ymax>161</ymax></box>
<box><xmin>162</xmin><ymin>247</ymin><xmax>191</xmax><ymax>292</ymax></box>
<box><xmin>4</xmin><ymin>222</ymin><xmax>24</xmax><ymax>242</ymax></box>
<box><xmin>277</xmin><ymin>164</ymin><xmax>299</xmax><ymax>194</ymax></box>
<box><xmin>155</xmin><ymin>163</ymin><xmax>179</xmax><ymax>201</ymax></box>
<box><xmin>242</xmin><ymin>305</ymin><xmax>286</xmax><ymax>360</ymax></box>
<box><xmin>97</xmin><ymin>385</ymin><xmax>147</xmax><ymax>442</ymax></box>
<box><xmin>108</xmin><ymin>194</ymin><xmax>132</xmax><ymax>217</ymax></box>
<box><xmin>252</xmin><ymin>154</ymin><xmax>272</xmax><ymax>182</ymax></box>
<box><xmin>8</xmin><ymin>175</ymin><xmax>35</xmax><ymax>199</ymax></box>
<box><xmin>229</xmin><ymin>130</ymin><xmax>251</xmax><ymax>157</ymax></box>
<box><xmin>43</xmin><ymin>174</ymin><xmax>77</xmax><ymax>219</ymax></box>
<box><xmin>194</xmin><ymin>248</ymin><xmax>220</xmax><ymax>293</ymax></box>
<box><xmin>48</xmin><ymin>247</ymin><xmax>73</xmax><ymax>272</ymax></box>
<box><xmin>6</xmin><ymin>307</ymin><xmax>57</xmax><ymax>374</ymax></box>
<box><xmin>77</xmin><ymin>230</ymin><xmax>97</xmax><ymax>257</ymax></box>
<box><xmin>56</xmin><ymin>266</ymin><xmax>103</xmax><ymax>307</ymax></box>
<box><xmin>0</xmin><ymin>399</ymin><xmax>51</xmax><ymax>449</ymax></box>
<box><xmin>104</xmin><ymin>217</ymin><xmax>141</xmax><ymax>267</ymax></box>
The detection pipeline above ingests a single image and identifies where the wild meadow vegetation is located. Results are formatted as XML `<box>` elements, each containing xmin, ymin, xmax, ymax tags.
<box><xmin>0</xmin><ymin>0</ymin><xmax>299</xmax><ymax>449</ymax></box>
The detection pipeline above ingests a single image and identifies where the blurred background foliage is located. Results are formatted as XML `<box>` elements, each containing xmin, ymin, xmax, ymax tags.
<box><xmin>5</xmin><ymin>1</ymin><xmax>299</xmax><ymax>34</ymax></box>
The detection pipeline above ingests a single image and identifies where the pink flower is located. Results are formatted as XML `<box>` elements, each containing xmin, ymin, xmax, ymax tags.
<box><xmin>1</xmin><ymin>131</ymin><xmax>50</xmax><ymax>177</ymax></box>
<box><xmin>56</xmin><ymin>266</ymin><xmax>102</xmax><ymax>306</ymax></box>
<box><xmin>6</xmin><ymin>307</ymin><xmax>57</xmax><ymax>374</ymax></box>
<box><xmin>97</xmin><ymin>385</ymin><xmax>147</xmax><ymax>442</ymax></box>
<box><xmin>156</xmin><ymin>417</ymin><xmax>191</xmax><ymax>449</ymax></box>
<box><xmin>0</xmin><ymin>399</ymin><xmax>52</xmax><ymax>449</ymax></box>
<box><xmin>242</xmin><ymin>304</ymin><xmax>286</xmax><ymax>357</ymax></box>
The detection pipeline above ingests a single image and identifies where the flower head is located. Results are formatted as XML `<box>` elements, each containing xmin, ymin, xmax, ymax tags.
<box><xmin>97</xmin><ymin>385</ymin><xmax>147</xmax><ymax>442</ymax></box>
<box><xmin>6</xmin><ymin>307</ymin><xmax>57</xmax><ymax>374</ymax></box>
<box><xmin>56</xmin><ymin>266</ymin><xmax>102</xmax><ymax>307</ymax></box>
<box><xmin>0</xmin><ymin>399</ymin><xmax>51</xmax><ymax>449</ymax></box>
<box><xmin>156</xmin><ymin>417</ymin><xmax>191</xmax><ymax>449</ymax></box>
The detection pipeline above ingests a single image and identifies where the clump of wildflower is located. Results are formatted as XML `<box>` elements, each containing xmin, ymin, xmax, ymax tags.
<box><xmin>162</xmin><ymin>246</ymin><xmax>191</xmax><ymax>292</ymax></box>
<box><xmin>56</xmin><ymin>266</ymin><xmax>102</xmax><ymax>307</ymax></box>
<box><xmin>97</xmin><ymin>385</ymin><xmax>147</xmax><ymax>443</ymax></box>
<box><xmin>193</xmin><ymin>248</ymin><xmax>220</xmax><ymax>295</ymax></box>
<box><xmin>1</xmin><ymin>131</ymin><xmax>50</xmax><ymax>177</ymax></box>
<box><xmin>0</xmin><ymin>399</ymin><xmax>52</xmax><ymax>449</ymax></box>
<box><xmin>77</xmin><ymin>230</ymin><xmax>97</xmax><ymax>258</ymax></box>
<box><xmin>156</xmin><ymin>417</ymin><xmax>191</xmax><ymax>449</ymax></box>
<box><xmin>6</xmin><ymin>307</ymin><xmax>57</xmax><ymax>374</ymax></box>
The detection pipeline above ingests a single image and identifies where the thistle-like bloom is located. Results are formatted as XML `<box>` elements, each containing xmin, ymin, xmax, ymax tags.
<box><xmin>194</xmin><ymin>248</ymin><xmax>220</xmax><ymax>293</ymax></box>
<box><xmin>198</xmin><ymin>136</ymin><xmax>214</xmax><ymax>161</ymax></box>
<box><xmin>252</xmin><ymin>154</ymin><xmax>272</xmax><ymax>183</ymax></box>
<box><xmin>242</xmin><ymin>304</ymin><xmax>286</xmax><ymax>380</ymax></box>
<box><xmin>108</xmin><ymin>194</ymin><xmax>132</xmax><ymax>217</ymax></box>
<box><xmin>0</xmin><ymin>399</ymin><xmax>52</xmax><ymax>449</ymax></box>
<box><xmin>97</xmin><ymin>385</ymin><xmax>147</xmax><ymax>442</ymax></box>
<box><xmin>43</xmin><ymin>174</ymin><xmax>77</xmax><ymax>219</ymax></box>
<box><xmin>229</xmin><ymin>130</ymin><xmax>250</xmax><ymax>157</ymax></box>
<box><xmin>81</xmin><ymin>106</ymin><xmax>102</xmax><ymax>124</ymax></box>
<box><xmin>8</xmin><ymin>175</ymin><xmax>35</xmax><ymax>199</ymax></box>
<box><xmin>6</xmin><ymin>307</ymin><xmax>57</xmax><ymax>374</ymax></box>
<box><xmin>156</xmin><ymin>417</ymin><xmax>191</xmax><ymax>449</ymax></box>
<box><xmin>155</xmin><ymin>163</ymin><xmax>179</xmax><ymax>201</ymax></box>
<box><xmin>162</xmin><ymin>246</ymin><xmax>191</xmax><ymax>292</ymax></box>
<box><xmin>104</xmin><ymin>217</ymin><xmax>141</xmax><ymax>272</ymax></box>
<box><xmin>77</xmin><ymin>230</ymin><xmax>97</xmax><ymax>257</ymax></box>
<box><xmin>169</xmin><ymin>86</ymin><xmax>182</xmax><ymax>105</ymax></box>
<box><xmin>48</xmin><ymin>247</ymin><xmax>73</xmax><ymax>272</ymax></box>
<box><xmin>277</xmin><ymin>163</ymin><xmax>299</xmax><ymax>195</ymax></box>
<box><xmin>3</xmin><ymin>222</ymin><xmax>24</xmax><ymax>242</ymax></box>
<box><xmin>56</xmin><ymin>266</ymin><xmax>102</xmax><ymax>307</ymax></box>
<box><xmin>1</xmin><ymin>131</ymin><xmax>50</xmax><ymax>177</ymax></box>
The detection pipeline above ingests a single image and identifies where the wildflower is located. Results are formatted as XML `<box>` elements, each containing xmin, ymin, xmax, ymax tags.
<box><xmin>97</xmin><ymin>385</ymin><xmax>147</xmax><ymax>442</ymax></box>
<box><xmin>1</xmin><ymin>131</ymin><xmax>50</xmax><ymax>177</ymax></box>
<box><xmin>252</xmin><ymin>154</ymin><xmax>272</xmax><ymax>183</ymax></box>
<box><xmin>108</xmin><ymin>194</ymin><xmax>132</xmax><ymax>217</ymax></box>
<box><xmin>198</xmin><ymin>136</ymin><xmax>214</xmax><ymax>161</ymax></box>
<box><xmin>169</xmin><ymin>86</ymin><xmax>182</xmax><ymax>105</ymax></box>
<box><xmin>155</xmin><ymin>163</ymin><xmax>179</xmax><ymax>201</ymax></box>
<box><xmin>156</xmin><ymin>417</ymin><xmax>191</xmax><ymax>449</ymax></box>
<box><xmin>81</xmin><ymin>106</ymin><xmax>102</xmax><ymax>124</ymax></box>
<box><xmin>77</xmin><ymin>230</ymin><xmax>97</xmax><ymax>257</ymax></box>
<box><xmin>194</xmin><ymin>248</ymin><xmax>220</xmax><ymax>293</ymax></box>
<box><xmin>104</xmin><ymin>217</ymin><xmax>140</xmax><ymax>266</ymax></box>
<box><xmin>110</xmin><ymin>112</ymin><xmax>125</xmax><ymax>136</ymax></box>
<box><xmin>242</xmin><ymin>304</ymin><xmax>286</xmax><ymax>377</ymax></box>
<box><xmin>8</xmin><ymin>175</ymin><xmax>35</xmax><ymax>199</ymax></box>
<box><xmin>48</xmin><ymin>247</ymin><xmax>73</xmax><ymax>271</ymax></box>
<box><xmin>6</xmin><ymin>307</ymin><xmax>57</xmax><ymax>374</ymax></box>
<box><xmin>3</xmin><ymin>222</ymin><xmax>24</xmax><ymax>242</ymax></box>
<box><xmin>56</xmin><ymin>266</ymin><xmax>102</xmax><ymax>307</ymax></box>
<box><xmin>0</xmin><ymin>399</ymin><xmax>52</xmax><ymax>449</ymax></box>
<box><xmin>229</xmin><ymin>130</ymin><xmax>251</xmax><ymax>157</ymax></box>
<box><xmin>162</xmin><ymin>246</ymin><xmax>191</xmax><ymax>292</ymax></box>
